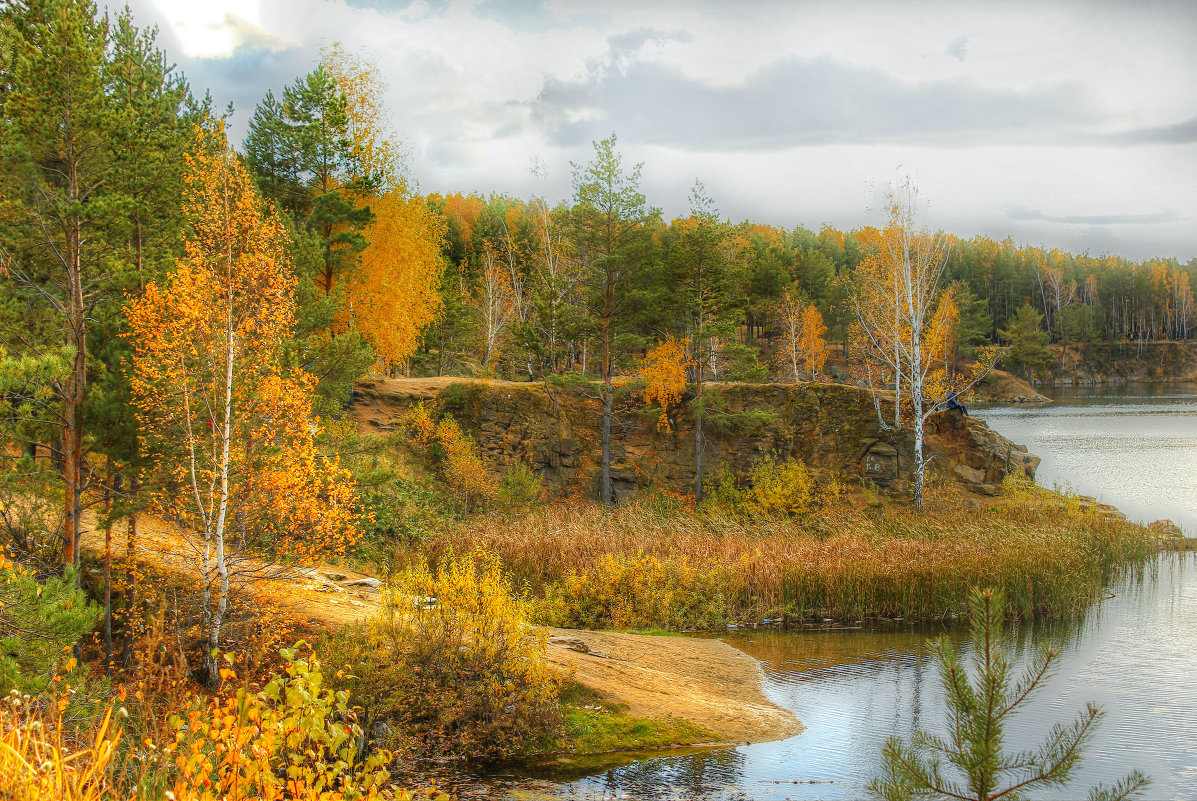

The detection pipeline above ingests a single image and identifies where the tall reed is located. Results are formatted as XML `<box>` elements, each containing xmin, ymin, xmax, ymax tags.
<box><xmin>426</xmin><ymin>488</ymin><xmax>1156</xmax><ymax>629</ymax></box>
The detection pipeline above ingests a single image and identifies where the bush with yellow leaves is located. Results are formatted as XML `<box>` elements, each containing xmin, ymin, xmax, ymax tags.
<box><xmin>537</xmin><ymin>551</ymin><xmax>729</xmax><ymax>631</ymax></box>
<box><xmin>403</xmin><ymin>404</ymin><xmax>497</xmax><ymax>511</ymax></box>
<box><xmin>326</xmin><ymin>550</ymin><xmax>560</xmax><ymax>761</ymax></box>
<box><xmin>745</xmin><ymin>457</ymin><xmax>815</xmax><ymax>517</ymax></box>
<box><xmin>166</xmin><ymin>646</ymin><xmax>443</xmax><ymax>801</ymax></box>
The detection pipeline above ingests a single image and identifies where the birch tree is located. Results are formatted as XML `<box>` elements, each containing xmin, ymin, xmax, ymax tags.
<box><xmin>853</xmin><ymin>176</ymin><xmax>993</xmax><ymax>511</ymax></box>
<box><xmin>130</xmin><ymin>125</ymin><xmax>356</xmax><ymax>686</ymax></box>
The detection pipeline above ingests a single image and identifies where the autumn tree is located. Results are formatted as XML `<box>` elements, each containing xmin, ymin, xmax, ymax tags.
<box><xmin>778</xmin><ymin>290</ymin><xmax>829</xmax><ymax>381</ymax></box>
<box><xmin>129</xmin><ymin>125</ymin><xmax>357</xmax><ymax>687</ymax></box>
<box><xmin>341</xmin><ymin>191</ymin><xmax>445</xmax><ymax>370</ymax></box>
<box><xmin>570</xmin><ymin>135</ymin><xmax>655</xmax><ymax>507</ymax></box>
<box><xmin>853</xmin><ymin>176</ymin><xmax>993</xmax><ymax>510</ymax></box>
<box><xmin>474</xmin><ymin>244</ymin><xmax>517</xmax><ymax>369</ymax></box>
<box><xmin>640</xmin><ymin>338</ymin><xmax>691</xmax><ymax>433</ymax></box>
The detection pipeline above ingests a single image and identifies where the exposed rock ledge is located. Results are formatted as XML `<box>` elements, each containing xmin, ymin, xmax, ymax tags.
<box><xmin>545</xmin><ymin>628</ymin><xmax>802</xmax><ymax>747</ymax></box>
<box><xmin>353</xmin><ymin>377</ymin><xmax>1040</xmax><ymax>500</ymax></box>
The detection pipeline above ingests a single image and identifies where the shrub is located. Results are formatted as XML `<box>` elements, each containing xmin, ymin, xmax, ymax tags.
<box><xmin>538</xmin><ymin>551</ymin><xmax>729</xmax><ymax>630</ymax></box>
<box><xmin>168</xmin><ymin>646</ymin><xmax>416</xmax><ymax>801</ymax></box>
<box><xmin>745</xmin><ymin>457</ymin><xmax>814</xmax><ymax>517</ymax></box>
<box><xmin>1</xmin><ymin>559</ymin><xmax>100</xmax><ymax>695</ymax></box>
<box><xmin>326</xmin><ymin>550</ymin><xmax>560</xmax><ymax>762</ymax></box>
<box><xmin>497</xmin><ymin>461</ymin><xmax>541</xmax><ymax>513</ymax></box>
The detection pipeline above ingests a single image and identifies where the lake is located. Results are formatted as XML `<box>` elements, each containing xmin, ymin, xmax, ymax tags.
<box><xmin>529</xmin><ymin>384</ymin><xmax>1197</xmax><ymax>800</ymax></box>
<box><xmin>974</xmin><ymin>382</ymin><xmax>1197</xmax><ymax>535</ymax></box>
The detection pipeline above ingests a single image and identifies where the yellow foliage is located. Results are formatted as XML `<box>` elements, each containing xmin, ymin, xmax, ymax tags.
<box><xmin>0</xmin><ymin>693</ymin><xmax>121</xmax><ymax>801</ymax></box>
<box><xmin>342</xmin><ymin>191</ymin><xmax>445</xmax><ymax>369</ymax></box>
<box><xmin>778</xmin><ymin>291</ymin><xmax>828</xmax><ymax>381</ymax></box>
<box><xmin>167</xmin><ymin>647</ymin><xmax>436</xmax><ymax>801</ymax></box>
<box><xmin>640</xmin><ymin>338</ymin><xmax>691</xmax><ymax>432</ymax></box>
<box><xmin>403</xmin><ymin>406</ymin><xmax>497</xmax><ymax>509</ymax></box>
<box><xmin>539</xmin><ymin>551</ymin><xmax>728</xmax><ymax>630</ymax></box>
<box><xmin>128</xmin><ymin>124</ymin><xmax>359</xmax><ymax>560</ymax></box>
<box><xmin>320</xmin><ymin>43</ymin><xmax>404</xmax><ymax>193</ymax></box>
<box><xmin>330</xmin><ymin>551</ymin><xmax>560</xmax><ymax>760</ymax></box>
<box><xmin>746</xmin><ymin>458</ymin><xmax>814</xmax><ymax>518</ymax></box>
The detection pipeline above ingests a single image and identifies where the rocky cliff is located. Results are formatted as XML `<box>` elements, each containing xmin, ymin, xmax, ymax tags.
<box><xmin>352</xmin><ymin>378</ymin><xmax>1040</xmax><ymax>500</ymax></box>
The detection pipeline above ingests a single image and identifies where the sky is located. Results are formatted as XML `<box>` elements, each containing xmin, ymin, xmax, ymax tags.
<box><xmin>126</xmin><ymin>0</ymin><xmax>1197</xmax><ymax>261</ymax></box>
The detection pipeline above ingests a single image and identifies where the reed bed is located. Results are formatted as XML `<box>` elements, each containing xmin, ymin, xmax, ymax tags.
<box><xmin>425</xmin><ymin>489</ymin><xmax>1156</xmax><ymax>629</ymax></box>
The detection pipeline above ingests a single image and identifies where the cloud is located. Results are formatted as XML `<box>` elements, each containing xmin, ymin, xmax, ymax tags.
<box><xmin>1095</xmin><ymin>116</ymin><xmax>1197</xmax><ymax>146</ymax></box>
<box><xmin>944</xmin><ymin>35</ymin><xmax>969</xmax><ymax>62</ymax></box>
<box><xmin>1002</xmin><ymin>204</ymin><xmax>1181</xmax><ymax>225</ymax></box>
<box><xmin>530</xmin><ymin>50</ymin><xmax>1104</xmax><ymax>150</ymax></box>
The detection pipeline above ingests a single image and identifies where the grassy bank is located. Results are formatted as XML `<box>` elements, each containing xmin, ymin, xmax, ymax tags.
<box><xmin>422</xmin><ymin>482</ymin><xmax>1156</xmax><ymax>630</ymax></box>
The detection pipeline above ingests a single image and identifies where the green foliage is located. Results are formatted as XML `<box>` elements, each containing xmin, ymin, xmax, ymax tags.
<box><xmin>721</xmin><ymin>342</ymin><xmax>769</xmax><ymax>382</ymax></box>
<box><xmin>0</xmin><ymin>561</ymin><xmax>100</xmax><ymax>695</ymax></box>
<box><xmin>999</xmin><ymin>304</ymin><xmax>1054</xmax><ymax>380</ymax></box>
<box><xmin>324</xmin><ymin>550</ymin><xmax>560</xmax><ymax>761</ymax></box>
<box><xmin>498</xmin><ymin>461</ymin><xmax>542</xmax><ymax>513</ymax></box>
<box><xmin>870</xmin><ymin>587</ymin><xmax>1150</xmax><ymax>801</ymax></box>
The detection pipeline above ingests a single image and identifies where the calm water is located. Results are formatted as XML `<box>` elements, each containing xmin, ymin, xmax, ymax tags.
<box><xmin>525</xmin><ymin>385</ymin><xmax>1197</xmax><ymax>800</ymax></box>
<box><xmin>974</xmin><ymin>382</ymin><xmax>1197</xmax><ymax>535</ymax></box>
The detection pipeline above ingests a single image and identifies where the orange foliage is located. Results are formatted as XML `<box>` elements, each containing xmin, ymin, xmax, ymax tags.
<box><xmin>342</xmin><ymin>191</ymin><xmax>445</xmax><ymax>368</ymax></box>
<box><xmin>640</xmin><ymin>338</ymin><xmax>692</xmax><ymax>432</ymax></box>
<box><xmin>129</xmin><ymin>124</ymin><xmax>358</xmax><ymax>561</ymax></box>
<box><xmin>778</xmin><ymin>291</ymin><xmax>827</xmax><ymax>380</ymax></box>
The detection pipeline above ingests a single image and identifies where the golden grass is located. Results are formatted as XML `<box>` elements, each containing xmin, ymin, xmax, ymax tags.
<box><xmin>425</xmin><ymin>484</ymin><xmax>1156</xmax><ymax>628</ymax></box>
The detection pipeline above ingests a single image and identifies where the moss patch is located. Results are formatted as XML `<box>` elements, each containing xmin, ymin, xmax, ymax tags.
<box><xmin>558</xmin><ymin>682</ymin><xmax>714</xmax><ymax>754</ymax></box>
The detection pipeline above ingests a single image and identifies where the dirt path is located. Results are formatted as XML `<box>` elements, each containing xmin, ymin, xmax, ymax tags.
<box><xmin>79</xmin><ymin>513</ymin><xmax>800</xmax><ymax>747</ymax></box>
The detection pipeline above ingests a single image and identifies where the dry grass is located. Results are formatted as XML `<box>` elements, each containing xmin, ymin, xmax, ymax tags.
<box><xmin>423</xmin><ymin>483</ymin><xmax>1156</xmax><ymax>628</ymax></box>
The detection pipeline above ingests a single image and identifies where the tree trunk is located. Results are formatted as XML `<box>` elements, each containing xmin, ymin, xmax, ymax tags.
<box><xmin>694</xmin><ymin>375</ymin><xmax>704</xmax><ymax>501</ymax></box>
<box><xmin>123</xmin><ymin>475</ymin><xmax>139</xmax><ymax>666</ymax></box>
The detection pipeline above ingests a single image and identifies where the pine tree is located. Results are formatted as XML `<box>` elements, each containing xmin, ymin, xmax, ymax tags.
<box><xmin>0</xmin><ymin>0</ymin><xmax>116</xmax><ymax>577</ymax></box>
<box><xmin>870</xmin><ymin>588</ymin><xmax>1150</xmax><ymax>801</ymax></box>
<box><xmin>569</xmin><ymin>134</ymin><xmax>654</xmax><ymax>507</ymax></box>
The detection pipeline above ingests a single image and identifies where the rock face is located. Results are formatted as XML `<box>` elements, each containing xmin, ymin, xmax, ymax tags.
<box><xmin>353</xmin><ymin>378</ymin><xmax>1040</xmax><ymax>500</ymax></box>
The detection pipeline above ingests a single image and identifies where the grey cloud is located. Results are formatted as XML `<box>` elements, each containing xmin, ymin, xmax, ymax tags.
<box><xmin>1003</xmin><ymin>204</ymin><xmax>1181</xmax><ymax>225</ymax></box>
<box><xmin>184</xmin><ymin>45</ymin><xmax>312</xmax><ymax>140</ymax></box>
<box><xmin>1095</xmin><ymin>116</ymin><xmax>1197</xmax><ymax>146</ymax></box>
<box><xmin>530</xmin><ymin>52</ymin><xmax>1104</xmax><ymax>150</ymax></box>
<box><xmin>944</xmin><ymin>35</ymin><xmax>968</xmax><ymax>62</ymax></box>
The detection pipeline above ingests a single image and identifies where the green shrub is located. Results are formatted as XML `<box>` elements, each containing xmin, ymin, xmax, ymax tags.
<box><xmin>497</xmin><ymin>462</ymin><xmax>541</xmax><ymax>513</ymax></box>
<box><xmin>0</xmin><ymin>560</ymin><xmax>100</xmax><ymax>695</ymax></box>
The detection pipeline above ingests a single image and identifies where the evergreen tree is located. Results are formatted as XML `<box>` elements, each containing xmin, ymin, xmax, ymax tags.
<box><xmin>669</xmin><ymin>181</ymin><xmax>738</xmax><ymax>500</ymax></box>
<box><xmin>243</xmin><ymin>67</ymin><xmax>375</xmax><ymax>409</ymax></box>
<box><xmin>871</xmin><ymin>588</ymin><xmax>1150</xmax><ymax>801</ymax></box>
<box><xmin>999</xmin><ymin>304</ymin><xmax>1053</xmax><ymax>380</ymax></box>
<box><xmin>569</xmin><ymin>134</ymin><xmax>655</xmax><ymax>507</ymax></box>
<box><xmin>0</xmin><ymin>0</ymin><xmax>116</xmax><ymax>577</ymax></box>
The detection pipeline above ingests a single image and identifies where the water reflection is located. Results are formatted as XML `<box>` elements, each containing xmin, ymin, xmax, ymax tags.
<box><xmin>539</xmin><ymin>555</ymin><xmax>1194</xmax><ymax>800</ymax></box>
